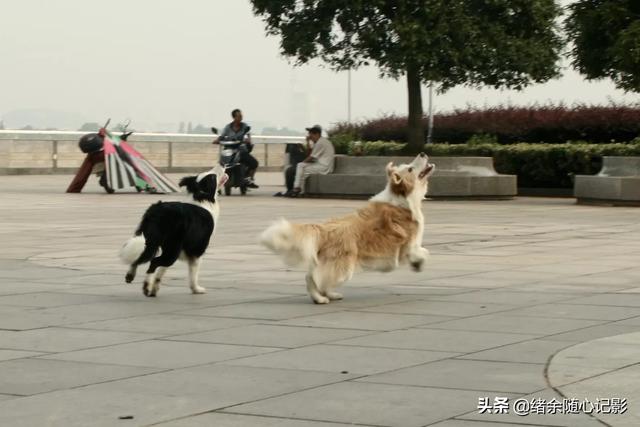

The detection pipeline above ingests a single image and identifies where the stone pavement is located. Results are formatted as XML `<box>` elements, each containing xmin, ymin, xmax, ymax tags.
<box><xmin>0</xmin><ymin>173</ymin><xmax>639</xmax><ymax>427</ymax></box>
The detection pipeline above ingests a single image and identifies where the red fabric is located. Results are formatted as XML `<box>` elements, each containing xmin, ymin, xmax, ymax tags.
<box><xmin>66</xmin><ymin>151</ymin><xmax>104</xmax><ymax>193</ymax></box>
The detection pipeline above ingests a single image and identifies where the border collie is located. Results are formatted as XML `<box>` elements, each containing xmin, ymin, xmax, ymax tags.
<box><xmin>119</xmin><ymin>165</ymin><xmax>228</xmax><ymax>297</ymax></box>
<box><xmin>260</xmin><ymin>153</ymin><xmax>435</xmax><ymax>304</ymax></box>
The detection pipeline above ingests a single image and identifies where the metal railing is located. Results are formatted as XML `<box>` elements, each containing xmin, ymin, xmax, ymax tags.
<box><xmin>0</xmin><ymin>130</ymin><xmax>305</xmax><ymax>173</ymax></box>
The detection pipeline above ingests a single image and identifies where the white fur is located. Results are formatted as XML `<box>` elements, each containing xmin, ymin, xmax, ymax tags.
<box><xmin>260</xmin><ymin>219</ymin><xmax>318</xmax><ymax>268</ymax></box>
<box><xmin>119</xmin><ymin>235</ymin><xmax>146</xmax><ymax>264</ymax></box>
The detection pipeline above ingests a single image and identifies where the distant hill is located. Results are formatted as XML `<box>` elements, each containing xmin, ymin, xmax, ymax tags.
<box><xmin>1</xmin><ymin>109</ymin><xmax>88</xmax><ymax>130</ymax></box>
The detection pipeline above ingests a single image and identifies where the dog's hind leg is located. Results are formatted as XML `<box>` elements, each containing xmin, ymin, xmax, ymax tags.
<box><xmin>125</xmin><ymin>264</ymin><xmax>137</xmax><ymax>283</ymax></box>
<box><xmin>144</xmin><ymin>245</ymin><xmax>180</xmax><ymax>297</ymax></box>
<box><xmin>311</xmin><ymin>259</ymin><xmax>354</xmax><ymax>303</ymax></box>
<box><xmin>306</xmin><ymin>273</ymin><xmax>329</xmax><ymax>304</ymax></box>
<box><xmin>188</xmin><ymin>257</ymin><xmax>206</xmax><ymax>294</ymax></box>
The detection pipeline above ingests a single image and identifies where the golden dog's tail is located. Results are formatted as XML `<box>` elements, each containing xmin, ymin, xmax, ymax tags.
<box><xmin>259</xmin><ymin>219</ymin><xmax>319</xmax><ymax>268</ymax></box>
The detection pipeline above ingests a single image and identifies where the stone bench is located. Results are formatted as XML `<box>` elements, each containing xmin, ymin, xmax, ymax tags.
<box><xmin>575</xmin><ymin>157</ymin><xmax>640</xmax><ymax>205</ymax></box>
<box><xmin>305</xmin><ymin>155</ymin><xmax>517</xmax><ymax>198</ymax></box>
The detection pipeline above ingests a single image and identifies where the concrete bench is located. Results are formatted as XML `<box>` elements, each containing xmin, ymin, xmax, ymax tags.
<box><xmin>305</xmin><ymin>155</ymin><xmax>517</xmax><ymax>198</ymax></box>
<box><xmin>575</xmin><ymin>157</ymin><xmax>640</xmax><ymax>206</ymax></box>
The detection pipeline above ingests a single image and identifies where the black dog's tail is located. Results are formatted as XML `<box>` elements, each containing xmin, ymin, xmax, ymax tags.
<box><xmin>119</xmin><ymin>203</ymin><xmax>165</xmax><ymax>265</ymax></box>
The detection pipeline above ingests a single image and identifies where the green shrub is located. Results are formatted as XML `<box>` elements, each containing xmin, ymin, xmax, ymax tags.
<box><xmin>330</xmin><ymin>138</ymin><xmax>405</xmax><ymax>156</ymax></box>
<box><xmin>353</xmin><ymin>141</ymin><xmax>406</xmax><ymax>156</ymax></box>
<box><xmin>330</xmin><ymin>133</ymin><xmax>353</xmax><ymax>155</ymax></box>
<box><xmin>424</xmin><ymin>142</ymin><xmax>640</xmax><ymax>188</ymax></box>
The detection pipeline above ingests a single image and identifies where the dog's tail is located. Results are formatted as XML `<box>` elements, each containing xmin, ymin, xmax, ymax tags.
<box><xmin>119</xmin><ymin>234</ymin><xmax>147</xmax><ymax>265</ymax></box>
<box><xmin>259</xmin><ymin>219</ymin><xmax>319</xmax><ymax>268</ymax></box>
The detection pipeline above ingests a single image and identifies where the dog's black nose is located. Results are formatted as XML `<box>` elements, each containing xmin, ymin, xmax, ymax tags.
<box><xmin>419</xmin><ymin>152</ymin><xmax>426</xmax><ymax>157</ymax></box>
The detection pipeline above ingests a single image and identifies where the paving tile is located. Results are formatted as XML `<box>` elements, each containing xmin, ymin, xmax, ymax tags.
<box><xmin>543</xmin><ymin>324</ymin><xmax>640</xmax><ymax>342</ymax></box>
<box><xmin>41</xmin><ymin>339</ymin><xmax>278</xmax><ymax>369</ymax></box>
<box><xmin>167</xmin><ymin>324</ymin><xmax>370</xmax><ymax>348</ymax></box>
<box><xmin>428</xmin><ymin>420</ymin><xmax>552</xmax><ymax>427</ymax></box>
<box><xmin>357</xmin><ymin>299</ymin><xmax>519</xmax><ymax>317</ymax></box>
<box><xmin>427</xmin><ymin>290</ymin><xmax>586</xmax><ymax>305</ymax></box>
<box><xmin>562</xmin><ymin>293</ymin><xmax>640</xmax><ymax>307</ymax></box>
<box><xmin>224</xmin><ymin>343</ymin><xmax>457</xmax><ymax>375</ymax></box>
<box><xmin>0</xmin><ymin>327</ymin><xmax>157</xmax><ymax>352</ymax></box>
<box><xmin>278</xmin><ymin>311</ymin><xmax>451</xmax><ymax>331</ymax></box>
<box><xmin>155</xmin><ymin>413</ymin><xmax>359</xmax><ymax>427</ymax></box>
<box><xmin>180</xmin><ymin>301</ymin><xmax>344</xmax><ymax>321</ymax></box>
<box><xmin>459</xmin><ymin>339</ymin><xmax>576</xmax><ymax>364</ymax></box>
<box><xmin>0</xmin><ymin>292</ymin><xmax>114</xmax><ymax>308</ymax></box>
<box><xmin>422</xmin><ymin>314</ymin><xmax>603</xmax><ymax>336</ymax></box>
<box><xmin>227</xmin><ymin>381</ymin><xmax>481</xmax><ymax>427</ymax></box>
<box><xmin>2</xmin><ymin>177</ymin><xmax>640</xmax><ymax>426</ymax></box>
<box><xmin>559</xmin><ymin>364</ymin><xmax>640</xmax><ymax>427</ymax></box>
<box><xmin>458</xmin><ymin>388</ymin><xmax>604</xmax><ymax>427</ymax></box>
<box><xmin>69</xmin><ymin>313</ymin><xmax>255</xmax><ymax>335</ymax></box>
<box><xmin>506</xmin><ymin>303</ymin><xmax>640</xmax><ymax>321</ymax></box>
<box><xmin>358</xmin><ymin>359</ymin><xmax>546</xmax><ymax>394</ymax></box>
<box><xmin>0</xmin><ymin>358</ymin><xmax>159</xmax><ymax>395</ymax></box>
<box><xmin>332</xmin><ymin>328</ymin><xmax>538</xmax><ymax>353</ymax></box>
<box><xmin>0</xmin><ymin>349</ymin><xmax>46</xmax><ymax>362</ymax></box>
<box><xmin>0</xmin><ymin>364</ymin><xmax>352</xmax><ymax>427</ymax></box>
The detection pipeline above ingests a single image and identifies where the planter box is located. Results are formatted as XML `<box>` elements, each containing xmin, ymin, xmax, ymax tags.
<box><xmin>305</xmin><ymin>156</ymin><xmax>517</xmax><ymax>199</ymax></box>
<box><xmin>575</xmin><ymin>157</ymin><xmax>640</xmax><ymax>206</ymax></box>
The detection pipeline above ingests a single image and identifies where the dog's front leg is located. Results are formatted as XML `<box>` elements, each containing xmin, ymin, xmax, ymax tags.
<box><xmin>408</xmin><ymin>245</ymin><xmax>430</xmax><ymax>272</ymax></box>
<box><xmin>188</xmin><ymin>258</ymin><xmax>206</xmax><ymax>294</ymax></box>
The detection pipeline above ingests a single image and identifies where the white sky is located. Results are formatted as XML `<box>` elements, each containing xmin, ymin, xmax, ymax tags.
<box><xmin>1</xmin><ymin>0</ymin><xmax>637</xmax><ymax>131</ymax></box>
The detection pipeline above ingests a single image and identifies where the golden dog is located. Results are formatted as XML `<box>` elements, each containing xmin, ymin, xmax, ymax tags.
<box><xmin>260</xmin><ymin>153</ymin><xmax>435</xmax><ymax>304</ymax></box>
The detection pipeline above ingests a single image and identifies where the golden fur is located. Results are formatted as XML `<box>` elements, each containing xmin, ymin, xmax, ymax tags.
<box><xmin>261</xmin><ymin>153</ymin><xmax>435</xmax><ymax>304</ymax></box>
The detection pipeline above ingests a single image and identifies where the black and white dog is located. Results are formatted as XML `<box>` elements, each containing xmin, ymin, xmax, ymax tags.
<box><xmin>119</xmin><ymin>165</ymin><xmax>228</xmax><ymax>297</ymax></box>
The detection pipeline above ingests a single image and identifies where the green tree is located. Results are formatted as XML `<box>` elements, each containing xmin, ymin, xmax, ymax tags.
<box><xmin>250</xmin><ymin>0</ymin><xmax>563</xmax><ymax>152</ymax></box>
<box><xmin>566</xmin><ymin>0</ymin><xmax>640</xmax><ymax>92</ymax></box>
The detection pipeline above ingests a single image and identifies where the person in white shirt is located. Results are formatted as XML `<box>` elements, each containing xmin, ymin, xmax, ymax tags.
<box><xmin>289</xmin><ymin>124</ymin><xmax>335</xmax><ymax>197</ymax></box>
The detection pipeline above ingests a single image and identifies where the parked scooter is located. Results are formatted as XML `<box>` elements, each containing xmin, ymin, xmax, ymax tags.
<box><xmin>211</xmin><ymin>125</ymin><xmax>252</xmax><ymax>196</ymax></box>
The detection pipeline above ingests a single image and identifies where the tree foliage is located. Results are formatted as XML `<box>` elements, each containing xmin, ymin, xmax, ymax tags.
<box><xmin>566</xmin><ymin>0</ymin><xmax>640</xmax><ymax>92</ymax></box>
<box><xmin>250</xmin><ymin>0</ymin><xmax>563</xmax><ymax>151</ymax></box>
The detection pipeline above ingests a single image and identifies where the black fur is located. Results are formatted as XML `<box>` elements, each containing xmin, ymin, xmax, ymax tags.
<box><xmin>125</xmin><ymin>173</ymin><xmax>219</xmax><ymax>296</ymax></box>
<box><xmin>132</xmin><ymin>200</ymin><xmax>214</xmax><ymax>273</ymax></box>
<box><xmin>179</xmin><ymin>174</ymin><xmax>218</xmax><ymax>202</ymax></box>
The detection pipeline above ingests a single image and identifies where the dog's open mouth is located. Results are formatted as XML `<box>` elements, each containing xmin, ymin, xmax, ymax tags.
<box><xmin>419</xmin><ymin>163</ymin><xmax>434</xmax><ymax>179</ymax></box>
<box><xmin>219</xmin><ymin>174</ymin><xmax>229</xmax><ymax>187</ymax></box>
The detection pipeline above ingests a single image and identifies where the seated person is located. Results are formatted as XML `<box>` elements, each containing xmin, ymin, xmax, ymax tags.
<box><xmin>289</xmin><ymin>125</ymin><xmax>335</xmax><ymax>197</ymax></box>
<box><xmin>275</xmin><ymin>140</ymin><xmax>310</xmax><ymax>197</ymax></box>
<box><xmin>213</xmin><ymin>108</ymin><xmax>259</xmax><ymax>188</ymax></box>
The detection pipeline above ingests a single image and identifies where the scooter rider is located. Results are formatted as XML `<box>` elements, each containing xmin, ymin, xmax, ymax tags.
<box><xmin>213</xmin><ymin>108</ymin><xmax>259</xmax><ymax>188</ymax></box>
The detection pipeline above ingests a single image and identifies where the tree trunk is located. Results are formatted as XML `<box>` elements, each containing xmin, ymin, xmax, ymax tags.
<box><xmin>406</xmin><ymin>65</ymin><xmax>425</xmax><ymax>153</ymax></box>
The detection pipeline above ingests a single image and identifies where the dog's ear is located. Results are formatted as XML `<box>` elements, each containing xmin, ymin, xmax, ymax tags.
<box><xmin>391</xmin><ymin>171</ymin><xmax>402</xmax><ymax>185</ymax></box>
<box><xmin>179</xmin><ymin>176</ymin><xmax>199</xmax><ymax>194</ymax></box>
<box><xmin>385</xmin><ymin>162</ymin><xmax>395</xmax><ymax>177</ymax></box>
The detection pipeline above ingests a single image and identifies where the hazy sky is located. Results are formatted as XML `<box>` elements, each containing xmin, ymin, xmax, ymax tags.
<box><xmin>1</xmin><ymin>0</ymin><xmax>638</xmax><ymax>131</ymax></box>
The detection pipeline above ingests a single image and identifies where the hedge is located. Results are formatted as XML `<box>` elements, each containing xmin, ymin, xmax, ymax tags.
<box><xmin>330</xmin><ymin>138</ymin><xmax>640</xmax><ymax>188</ymax></box>
<box><xmin>329</xmin><ymin>104</ymin><xmax>640</xmax><ymax>144</ymax></box>
<box><xmin>425</xmin><ymin>142</ymin><xmax>640</xmax><ymax>188</ymax></box>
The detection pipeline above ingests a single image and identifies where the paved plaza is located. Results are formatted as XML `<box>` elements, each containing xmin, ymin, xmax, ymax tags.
<box><xmin>0</xmin><ymin>173</ymin><xmax>639</xmax><ymax>427</ymax></box>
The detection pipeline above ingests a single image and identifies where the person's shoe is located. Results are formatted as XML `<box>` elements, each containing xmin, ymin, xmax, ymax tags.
<box><xmin>248</xmin><ymin>182</ymin><xmax>259</xmax><ymax>189</ymax></box>
<box><xmin>273</xmin><ymin>191</ymin><xmax>284</xmax><ymax>197</ymax></box>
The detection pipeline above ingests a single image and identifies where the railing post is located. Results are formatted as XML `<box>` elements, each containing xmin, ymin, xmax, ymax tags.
<box><xmin>168</xmin><ymin>141</ymin><xmax>173</xmax><ymax>169</ymax></box>
<box><xmin>264</xmin><ymin>142</ymin><xmax>269</xmax><ymax>168</ymax></box>
<box><xmin>52</xmin><ymin>140</ymin><xmax>58</xmax><ymax>170</ymax></box>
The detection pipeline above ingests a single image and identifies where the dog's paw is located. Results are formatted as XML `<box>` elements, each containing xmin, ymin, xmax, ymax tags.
<box><xmin>326</xmin><ymin>292</ymin><xmax>343</xmax><ymax>301</ymax></box>
<box><xmin>410</xmin><ymin>260</ymin><xmax>424</xmax><ymax>272</ymax></box>
<box><xmin>191</xmin><ymin>286</ymin><xmax>207</xmax><ymax>294</ymax></box>
<box><xmin>312</xmin><ymin>295</ymin><xmax>330</xmax><ymax>304</ymax></box>
<box><xmin>142</xmin><ymin>282</ymin><xmax>150</xmax><ymax>297</ymax></box>
<box><xmin>125</xmin><ymin>273</ymin><xmax>135</xmax><ymax>283</ymax></box>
